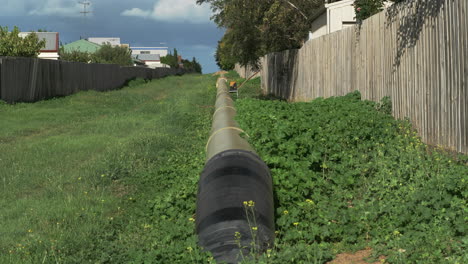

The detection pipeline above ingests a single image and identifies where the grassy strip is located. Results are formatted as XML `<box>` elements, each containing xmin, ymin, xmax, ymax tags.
<box><xmin>0</xmin><ymin>75</ymin><xmax>214</xmax><ymax>263</ymax></box>
<box><xmin>232</xmin><ymin>74</ymin><xmax>467</xmax><ymax>263</ymax></box>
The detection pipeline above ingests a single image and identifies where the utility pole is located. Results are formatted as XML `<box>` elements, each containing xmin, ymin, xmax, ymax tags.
<box><xmin>79</xmin><ymin>1</ymin><xmax>92</xmax><ymax>39</ymax></box>
<box><xmin>79</xmin><ymin>1</ymin><xmax>92</xmax><ymax>17</ymax></box>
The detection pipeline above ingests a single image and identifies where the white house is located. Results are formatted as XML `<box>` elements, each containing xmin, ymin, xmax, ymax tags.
<box><xmin>131</xmin><ymin>54</ymin><xmax>170</xmax><ymax>69</ymax></box>
<box><xmin>19</xmin><ymin>32</ymin><xmax>60</xmax><ymax>60</ymax></box>
<box><xmin>131</xmin><ymin>47</ymin><xmax>168</xmax><ymax>58</ymax></box>
<box><xmin>309</xmin><ymin>0</ymin><xmax>357</xmax><ymax>40</ymax></box>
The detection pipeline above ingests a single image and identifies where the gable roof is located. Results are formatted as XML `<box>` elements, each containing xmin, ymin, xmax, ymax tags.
<box><xmin>62</xmin><ymin>39</ymin><xmax>101</xmax><ymax>53</ymax></box>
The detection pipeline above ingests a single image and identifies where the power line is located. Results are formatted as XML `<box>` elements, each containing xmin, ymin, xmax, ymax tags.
<box><xmin>79</xmin><ymin>1</ymin><xmax>92</xmax><ymax>17</ymax></box>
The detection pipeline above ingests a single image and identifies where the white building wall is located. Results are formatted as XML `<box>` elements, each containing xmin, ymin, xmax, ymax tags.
<box><xmin>326</xmin><ymin>0</ymin><xmax>356</xmax><ymax>34</ymax></box>
<box><xmin>131</xmin><ymin>47</ymin><xmax>168</xmax><ymax>57</ymax></box>
<box><xmin>310</xmin><ymin>12</ymin><xmax>327</xmax><ymax>40</ymax></box>
<box><xmin>145</xmin><ymin>62</ymin><xmax>170</xmax><ymax>69</ymax></box>
<box><xmin>19</xmin><ymin>32</ymin><xmax>60</xmax><ymax>60</ymax></box>
<box><xmin>38</xmin><ymin>52</ymin><xmax>59</xmax><ymax>60</ymax></box>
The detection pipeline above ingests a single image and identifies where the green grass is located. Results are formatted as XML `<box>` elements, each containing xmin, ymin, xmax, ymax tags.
<box><xmin>224</xmin><ymin>71</ymin><xmax>262</xmax><ymax>100</ymax></box>
<box><xmin>2</xmin><ymin>70</ymin><xmax>466</xmax><ymax>264</ymax></box>
<box><xmin>0</xmin><ymin>75</ymin><xmax>215</xmax><ymax>263</ymax></box>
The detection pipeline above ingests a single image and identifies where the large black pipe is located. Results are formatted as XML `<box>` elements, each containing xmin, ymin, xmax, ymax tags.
<box><xmin>196</xmin><ymin>77</ymin><xmax>275</xmax><ymax>263</ymax></box>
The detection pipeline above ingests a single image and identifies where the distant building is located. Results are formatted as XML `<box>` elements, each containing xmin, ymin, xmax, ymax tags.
<box><xmin>177</xmin><ymin>55</ymin><xmax>184</xmax><ymax>68</ymax></box>
<box><xmin>131</xmin><ymin>47</ymin><xmax>168</xmax><ymax>58</ymax></box>
<box><xmin>19</xmin><ymin>32</ymin><xmax>59</xmax><ymax>60</ymax></box>
<box><xmin>62</xmin><ymin>39</ymin><xmax>101</xmax><ymax>53</ymax></box>
<box><xmin>131</xmin><ymin>54</ymin><xmax>170</xmax><ymax>69</ymax></box>
<box><xmin>309</xmin><ymin>0</ymin><xmax>357</xmax><ymax>40</ymax></box>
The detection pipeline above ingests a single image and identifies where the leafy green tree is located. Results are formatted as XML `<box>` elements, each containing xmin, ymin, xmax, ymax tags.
<box><xmin>0</xmin><ymin>26</ymin><xmax>45</xmax><ymax>57</ymax></box>
<box><xmin>160</xmin><ymin>48</ymin><xmax>202</xmax><ymax>72</ymax></box>
<box><xmin>215</xmin><ymin>32</ymin><xmax>237</xmax><ymax>70</ymax></box>
<box><xmin>191</xmin><ymin>57</ymin><xmax>202</xmax><ymax>73</ymax></box>
<box><xmin>92</xmin><ymin>43</ymin><xmax>133</xmax><ymax>66</ymax></box>
<box><xmin>197</xmin><ymin>0</ymin><xmax>325</xmax><ymax>68</ymax></box>
<box><xmin>59</xmin><ymin>46</ymin><xmax>93</xmax><ymax>63</ymax></box>
<box><xmin>354</xmin><ymin>0</ymin><xmax>405</xmax><ymax>21</ymax></box>
<box><xmin>161</xmin><ymin>49</ymin><xmax>179</xmax><ymax>68</ymax></box>
<box><xmin>353</xmin><ymin>0</ymin><xmax>384</xmax><ymax>21</ymax></box>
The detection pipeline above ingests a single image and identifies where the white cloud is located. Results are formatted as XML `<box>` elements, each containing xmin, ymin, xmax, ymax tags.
<box><xmin>28</xmin><ymin>0</ymin><xmax>85</xmax><ymax>17</ymax></box>
<box><xmin>121</xmin><ymin>8</ymin><xmax>151</xmax><ymax>18</ymax></box>
<box><xmin>121</xmin><ymin>0</ymin><xmax>212</xmax><ymax>24</ymax></box>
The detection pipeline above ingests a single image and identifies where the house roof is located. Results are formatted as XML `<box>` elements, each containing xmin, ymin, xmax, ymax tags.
<box><xmin>62</xmin><ymin>39</ymin><xmax>101</xmax><ymax>53</ymax></box>
<box><xmin>131</xmin><ymin>54</ymin><xmax>161</xmax><ymax>61</ymax></box>
<box><xmin>19</xmin><ymin>32</ymin><xmax>59</xmax><ymax>52</ymax></box>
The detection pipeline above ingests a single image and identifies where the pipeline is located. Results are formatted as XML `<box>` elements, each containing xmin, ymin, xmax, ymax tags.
<box><xmin>196</xmin><ymin>76</ymin><xmax>275</xmax><ymax>263</ymax></box>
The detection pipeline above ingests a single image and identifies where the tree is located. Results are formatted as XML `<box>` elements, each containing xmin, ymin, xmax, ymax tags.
<box><xmin>59</xmin><ymin>47</ymin><xmax>93</xmax><ymax>63</ymax></box>
<box><xmin>353</xmin><ymin>0</ymin><xmax>405</xmax><ymax>21</ymax></box>
<box><xmin>92</xmin><ymin>43</ymin><xmax>133</xmax><ymax>66</ymax></box>
<box><xmin>0</xmin><ymin>26</ymin><xmax>45</xmax><ymax>57</ymax></box>
<box><xmin>60</xmin><ymin>43</ymin><xmax>133</xmax><ymax>66</ymax></box>
<box><xmin>160</xmin><ymin>50</ymin><xmax>179</xmax><ymax>68</ymax></box>
<box><xmin>215</xmin><ymin>32</ymin><xmax>238</xmax><ymax>70</ymax></box>
<box><xmin>197</xmin><ymin>0</ymin><xmax>325</xmax><ymax>68</ymax></box>
<box><xmin>191</xmin><ymin>57</ymin><xmax>202</xmax><ymax>73</ymax></box>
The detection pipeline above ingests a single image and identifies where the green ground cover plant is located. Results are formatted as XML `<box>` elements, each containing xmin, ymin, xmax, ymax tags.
<box><xmin>234</xmin><ymin>82</ymin><xmax>467</xmax><ymax>263</ymax></box>
<box><xmin>0</xmin><ymin>75</ymin><xmax>214</xmax><ymax>263</ymax></box>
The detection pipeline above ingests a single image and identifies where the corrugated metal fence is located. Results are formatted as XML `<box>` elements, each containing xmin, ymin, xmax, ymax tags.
<box><xmin>260</xmin><ymin>0</ymin><xmax>467</xmax><ymax>154</ymax></box>
<box><xmin>0</xmin><ymin>56</ymin><xmax>190</xmax><ymax>103</ymax></box>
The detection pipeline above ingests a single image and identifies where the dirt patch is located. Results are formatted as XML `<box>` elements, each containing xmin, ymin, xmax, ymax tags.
<box><xmin>111</xmin><ymin>180</ymin><xmax>134</xmax><ymax>198</ymax></box>
<box><xmin>327</xmin><ymin>248</ymin><xmax>385</xmax><ymax>264</ymax></box>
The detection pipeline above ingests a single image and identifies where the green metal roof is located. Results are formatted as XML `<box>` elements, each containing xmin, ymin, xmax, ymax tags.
<box><xmin>62</xmin><ymin>39</ymin><xmax>101</xmax><ymax>53</ymax></box>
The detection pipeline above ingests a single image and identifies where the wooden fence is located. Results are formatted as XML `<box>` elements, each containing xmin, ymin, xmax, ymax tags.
<box><xmin>0</xmin><ymin>57</ymin><xmax>190</xmax><ymax>103</ymax></box>
<box><xmin>260</xmin><ymin>0</ymin><xmax>467</xmax><ymax>154</ymax></box>
<box><xmin>234</xmin><ymin>63</ymin><xmax>260</xmax><ymax>79</ymax></box>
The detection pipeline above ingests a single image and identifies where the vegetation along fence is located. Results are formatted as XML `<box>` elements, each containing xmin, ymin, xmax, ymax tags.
<box><xmin>0</xmin><ymin>56</ymin><xmax>190</xmax><ymax>103</ymax></box>
<box><xmin>234</xmin><ymin>63</ymin><xmax>259</xmax><ymax>79</ymax></box>
<box><xmin>260</xmin><ymin>0</ymin><xmax>467</xmax><ymax>154</ymax></box>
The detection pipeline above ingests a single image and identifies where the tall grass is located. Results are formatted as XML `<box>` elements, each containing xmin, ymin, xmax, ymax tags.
<box><xmin>0</xmin><ymin>75</ymin><xmax>215</xmax><ymax>263</ymax></box>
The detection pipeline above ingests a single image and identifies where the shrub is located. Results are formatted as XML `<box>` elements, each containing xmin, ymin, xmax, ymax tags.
<box><xmin>0</xmin><ymin>26</ymin><xmax>45</xmax><ymax>57</ymax></box>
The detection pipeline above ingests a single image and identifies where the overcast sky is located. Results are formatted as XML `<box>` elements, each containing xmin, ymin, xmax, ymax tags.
<box><xmin>0</xmin><ymin>0</ymin><xmax>224</xmax><ymax>73</ymax></box>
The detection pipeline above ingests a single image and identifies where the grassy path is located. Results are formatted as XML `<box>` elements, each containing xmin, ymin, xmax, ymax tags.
<box><xmin>0</xmin><ymin>75</ymin><xmax>215</xmax><ymax>263</ymax></box>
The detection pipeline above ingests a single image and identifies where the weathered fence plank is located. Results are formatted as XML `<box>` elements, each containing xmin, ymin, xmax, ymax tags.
<box><xmin>259</xmin><ymin>0</ymin><xmax>467</xmax><ymax>154</ymax></box>
<box><xmin>0</xmin><ymin>57</ymin><xmax>190</xmax><ymax>103</ymax></box>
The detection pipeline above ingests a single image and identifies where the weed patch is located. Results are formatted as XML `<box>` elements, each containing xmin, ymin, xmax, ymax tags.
<box><xmin>235</xmin><ymin>88</ymin><xmax>467</xmax><ymax>263</ymax></box>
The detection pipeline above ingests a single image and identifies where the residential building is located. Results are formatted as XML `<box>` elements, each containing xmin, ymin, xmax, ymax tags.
<box><xmin>19</xmin><ymin>32</ymin><xmax>59</xmax><ymax>60</ymax></box>
<box><xmin>309</xmin><ymin>0</ymin><xmax>393</xmax><ymax>40</ymax></box>
<box><xmin>309</xmin><ymin>0</ymin><xmax>356</xmax><ymax>40</ymax></box>
<box><xmin>131</xmin><ymin>54</ymin><xmax>170</xmax><ymax>69</ymax></box>
<box><xmin>62</xmin><ymin>39</ymin><xmax>101</xmax><ymax>53</ymax></box>
<box><xmin>131</xmin><ymin>47</ymin><xmax>168</xmax><ymax>58</ymax></box>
